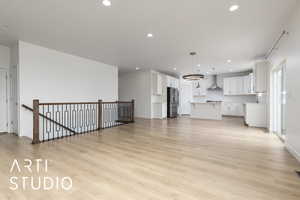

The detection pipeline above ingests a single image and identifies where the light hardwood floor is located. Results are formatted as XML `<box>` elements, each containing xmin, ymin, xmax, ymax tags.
<box><xmin>0</xmin><ymin>117</ymin><xmax>300</xmax><ymax>200</ymax></box>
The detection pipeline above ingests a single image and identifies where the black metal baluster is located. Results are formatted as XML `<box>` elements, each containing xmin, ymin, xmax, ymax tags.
<box><xmin>109</xmin><ymin>103</ymin><xmax>112</xmax><ymax>128</ymax></box>
<box><xmin>67</xmin><ymin>104</ymin><xmax>70</xmax><ymax>136</ymax></box>
<box><xmin>71</xmin><ymin>104</ymin><xmax>74</xmax><ymax>136</ymax></box>
<box><xmin>79</xmin><ymin>104</ymin><xmax>82</xmax><ymax>134</ymax></box>
<box><xmin>42</xmin><ymin>105</ymin><xmax>45</xmax><ymax>142</ymax></box>
<box><xmin>61</xmin><ymin>104</ymin><xmax>64</xmax><ymax>138</ymax></box>
<box><xmin>114</xmin><ymin>103</ymin><xmax>117</xmax><ymax>126</ymax></box>
<box><xmin>51</xmin><ymin>105</ymin><xmax>54</xmax><ymax>140</ymax></box>
<box><xmin>104</xmin><ymin>104</ymin><xmax>107</xmax><ymax>128</ymax></box>
<box><xmin>47</xmin><ymin>105</ymin><xmax>50</xmax><ymax>141</ymax></box>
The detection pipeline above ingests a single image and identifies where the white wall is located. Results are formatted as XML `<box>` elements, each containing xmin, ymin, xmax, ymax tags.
<box><xmin>269</xmin><ymin>2</ymin><xmax>300</xmax><ymax>162</ymax></box>
<box><xmin>9</xmin><ymin>43</ymin><xmax>19</xmax><ymax>134</ymax></box>
<box><xmin>18</xmin><ymin>41</ymin><xmax>118</xmax><ymax>138</ymax></box>
<box><xmin>0</xmin><ymin>44</ymin><xmax>11</xmax><ymax>133</ymax></box>
<box><xmin>119</xmin><ymin>70</ymin><xmax>151</xmax><ymax>118</ymax></box>
<box><xmin>0</xmin><ymin>45</ymin><xmax>10</xmax><ymax>68</ymax></box>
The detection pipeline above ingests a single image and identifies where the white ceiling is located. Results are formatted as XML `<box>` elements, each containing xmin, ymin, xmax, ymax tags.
<box><xmin>0</xmin><ymin>0</ymin><xmax>298</xmax><ymax>75</ymax></box>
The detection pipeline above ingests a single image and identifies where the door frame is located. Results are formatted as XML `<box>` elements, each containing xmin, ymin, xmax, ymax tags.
<box><xmin>270</xmin><ymin>59</ymin><xmax>286</xmax><ymax>141</ymax></box>
<box><xmin>0</xmin><ymin>67</ymin><xmax>8</xmax><ymax>133</ymax></box>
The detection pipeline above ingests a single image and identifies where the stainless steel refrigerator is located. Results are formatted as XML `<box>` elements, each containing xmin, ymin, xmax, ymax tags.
<box><xmin>167</xmin><ymin>87</ymin><xmax>179</xmax><ymax>118</ymax></box>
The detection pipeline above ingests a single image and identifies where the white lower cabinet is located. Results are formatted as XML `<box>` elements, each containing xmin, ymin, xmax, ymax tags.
<box><xmin>244</xmin><ymin>103</ymin><xmax>267</xmax><ymax>128</ymax></box>
<box><xmin>222</xmin><ymin>102</ymin><xmax>244</xmax><ymax>116</ymax></box>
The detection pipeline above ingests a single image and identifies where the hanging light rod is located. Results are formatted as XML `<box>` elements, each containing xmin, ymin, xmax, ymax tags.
<box><xmin>265</xmin><ymin>30</ymin><xmax>289</xmax><ymax>59</ymax></box>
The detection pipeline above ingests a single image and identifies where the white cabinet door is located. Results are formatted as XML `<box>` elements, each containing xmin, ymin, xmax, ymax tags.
<box><xmin>223</xmin><ymin>78</ymin><xmax>230</xmax><ymax>95</ymax></box>
<box><xmin>157</xmin><ymin>74</ymin><xmax>162</xmax><ymax>95</ymax></box>
<box><xmin>222</xmin><ymin>102</ymin><xmax>230</xmax><ymax>115</ymax></box>
<box><xmin>237</xmin><ymin>77</ymin><xmax>244</xmax><ymax>95</ymax></box>
<box><xmin>243</xmin><ymin>74</ymin><xmax>254</xmax><ymax>94</ymax></box>
<box><xmin>233</xmin><ymin>103</ymin><xmax>244</xmax><ymax>116</ymax></box>
<box><xmin>224</xmin><ymin>77</ymin><xmax>236</xmax><ymax>95</ymax></box>
<box><xmin>254</xmin><ymin>61</ymin><xmax>269</xmax><ymax>93</ymax></box>
<box><xmin>152</xmin><ymin>72</ymin><xmax>162</xmax><ymax>95</ymax></box>
<box><xmin>245</xmin><ymin>103</ymin><xmax>267</xmax><ymax>127</ymax></box>
<box><xmin>222</xmin><ymin>102</ymin><xmax>244</xmax><ymax>116</ymax></box>
<box><xmin>243</xmin><ymin>76</ymin><xmax>250</xmax><ymax>94</ymax></box>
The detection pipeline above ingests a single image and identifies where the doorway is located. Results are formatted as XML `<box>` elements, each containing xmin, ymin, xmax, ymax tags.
<box><xmin>271</xmin><ymin>60</ymin><xmax>286</xmax><ymax>140</ymax></box>
<box><xmin>180</xmin><ymin>82</ymin><xmax>192</xmax><ymax>115</ymax></box>
<box><xmin>0</xmin><ymin>69</ymin><xmax>8</xmax><ymax>133</ymax></box>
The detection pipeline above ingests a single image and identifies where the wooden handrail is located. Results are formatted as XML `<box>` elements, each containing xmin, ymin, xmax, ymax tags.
<box><xmin>22</xmin><ymin>104</ymin><xmax>77</xmax><ymax>135</ymax></box>
<box><xmin>39</xmin><ymin>102</ymin><xmax>98</xmax><ymax>105</ymax></box>
<box><xmin>38</xmin><ymin>101</ymin><xmax>133</xmax><ymax>105</ymax></box>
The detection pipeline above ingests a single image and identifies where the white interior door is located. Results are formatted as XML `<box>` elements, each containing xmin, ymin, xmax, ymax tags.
<box><xmin>0</xmin><ymin>70</ymin><xmax>8</xmax><ymax>132</ymax></box>
<box><xmin>271</xmin><ymin>61</ymin><xmax>286</xmax><ymax>140</ymax></box>
<box><xmin>181</xmin><ymin>83</ymin><xmax>192</xmax><ymax>115</ymax></box>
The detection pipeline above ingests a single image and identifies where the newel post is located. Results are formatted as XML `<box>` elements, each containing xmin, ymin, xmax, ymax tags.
<box><xmin>131</xmin><ymin>99</ymin><xmax>135</xmax><ymax>123</ymax></box>
<box><xmin>32</xmin><ymin>99</ymin><xmax>40</xmax><ymax>144</ymax></box>
<box><xmin>98</xmin><ymin>100</ymin><xmax>103</xmax><ymax>130</ymax></box>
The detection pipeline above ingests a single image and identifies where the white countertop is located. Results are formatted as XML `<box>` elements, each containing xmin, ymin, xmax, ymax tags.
<box><xmin>190</xmin><ymin>101</ymin><xmax>222</xmax><ymax>104</ymax></box>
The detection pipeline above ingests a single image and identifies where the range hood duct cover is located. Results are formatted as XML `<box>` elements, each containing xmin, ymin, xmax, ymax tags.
<box><xmin>208</xmin><ymin>75</ymin><xmax>222</xmax><ymax>91</ymax></box>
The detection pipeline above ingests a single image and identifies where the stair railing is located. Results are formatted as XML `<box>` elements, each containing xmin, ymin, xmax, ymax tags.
<box><xmin>22</xmin><ymin>99</ymin><xmax>135</xmax><ymax>144</ymax></box>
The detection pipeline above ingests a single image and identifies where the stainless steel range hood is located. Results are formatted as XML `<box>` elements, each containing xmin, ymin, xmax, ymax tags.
<box><xmin>207</xmin><ymin>75</ymin><xmax>222</xmax><ymax>91</ymax></box>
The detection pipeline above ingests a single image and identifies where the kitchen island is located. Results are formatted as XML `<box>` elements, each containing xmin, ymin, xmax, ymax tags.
<box><xmin>190</xmin><ymin>101</ymin><xmax>222</xmax><ymax>120</ymax></box>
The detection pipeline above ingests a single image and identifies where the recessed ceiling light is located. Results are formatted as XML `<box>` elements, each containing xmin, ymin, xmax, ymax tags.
<box><xmin>102</xmin><ymin>0</ymin><xmax>111</xmax><ymax>7</ymax></box>
<box><xmin>135</xmin><ymin>67</ymin><xmax>140</xmax><ymax>70</ymax></box>
<box><xmin>227</xmin><ymin>59</ymin><xmax>232</xmax><ymax>63</ymax></box>
<box><xmin>229</xmin><ymin>5</ymin><xmax>239</xmax><ymax>12</ymax></box>
<box><xmin>197</xmin><ymin>64</ymin><xmax>201</xmax><ymax>67</ymax></box>
<box><xmin>173</xmin><ymin>68</ymin><xmax>177</xmax><ymax>71</ymax></box>
<box><xmin>147</xmin><ymin>33</ymin><xmax>153</xmax><ymax>38</ymax></box>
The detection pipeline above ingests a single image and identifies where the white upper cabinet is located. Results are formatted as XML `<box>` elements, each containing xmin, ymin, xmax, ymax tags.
<box><xmin>224</xmin><ymin>77</ymin><xmax>240</xmax><ymax>95</ymax></box>
<box><xmin>243</xmin><ymin>73</ymin><xmax>254</xmax><ymax>94</ymax></box>
<box><xmin>152</xmin><ymin>72</ymin><xmax>163</xmax><ymax>95</ymax></box>
<box><xmin>223</xmin><ymin>74</ymin><xmax>254</xmax><ymax>96</ymax></box>
<box><xmin>166</xmin><ymin>76</ymin><xmax>179</xmax><ymax>88</ymax></box>
<box><xmin>254</xmin><ymin>61</ymin><xmax>269</xmax><ymax>93</ymax></box>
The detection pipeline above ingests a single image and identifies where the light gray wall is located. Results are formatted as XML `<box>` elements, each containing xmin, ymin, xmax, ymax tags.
<box><xmin>18</xmin><ymin>41</ymin><xmax>118</xmax><ymax>139</ymax></box>
<box><xmin>269</xmin><ymin>2</ymin><xmax>300</xmax><ymax>161</ymax></box>
<box><xmin>0</xmin><ymin>45</ymin><xmax>10</xmax><ymax>68</ymax></box>
<box><xmin>119</xmin><ymin>70</ymin><xmax>151</xmax><ymax>119</ymax></box>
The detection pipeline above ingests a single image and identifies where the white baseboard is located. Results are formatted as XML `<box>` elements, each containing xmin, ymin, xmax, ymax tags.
<box><xmin>285</xmin><ymin>143</ymin><xmax>300</xmax><ymax>163</ymax></box>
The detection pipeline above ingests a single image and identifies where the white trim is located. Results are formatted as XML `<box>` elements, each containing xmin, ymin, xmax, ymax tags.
<box><xmin>285</xmin><ymin>143</ymin><xmax>300</xmax><ymax>163</ymax></box>
<box><xmin>0</xmin><ymin>68</ymin><xmax>8</xmax><ymax>132</ymax></box>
